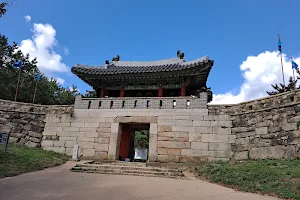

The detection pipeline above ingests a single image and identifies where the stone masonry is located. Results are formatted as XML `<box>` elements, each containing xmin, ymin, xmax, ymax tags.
<box><xmin>1</xmin><ymin>89</ymin><xmax>300</xmax><ymax>162</ymax></box>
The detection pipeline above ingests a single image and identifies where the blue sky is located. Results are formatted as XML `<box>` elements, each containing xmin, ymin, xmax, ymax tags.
<box><xmin>1</xmin><ymin>0</ymin><xmax>300</xmax><ymax>103</ymax></box>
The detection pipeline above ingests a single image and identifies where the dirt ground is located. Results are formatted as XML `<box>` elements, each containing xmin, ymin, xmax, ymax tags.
<box><xmin>0</xmin><ymin>162</ymin><xmax>280</xmax><ymax>200</ymax></box>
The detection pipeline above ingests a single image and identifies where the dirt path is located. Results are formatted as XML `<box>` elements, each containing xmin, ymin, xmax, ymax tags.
<box><xmin>0</xmin><ymin>162</ymin><xmax>280</xmax><ymax>200</ymax></box>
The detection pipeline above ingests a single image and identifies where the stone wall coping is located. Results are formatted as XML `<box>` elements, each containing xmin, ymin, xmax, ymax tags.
<box><xmin>0</xmin><ymin>108</ymin><xmax>46</xmax><ymax>115</ymax></box>
<box><xmin>80</xmin><ymin>96</ymin><xmax>201</xmax><ymax>100</ymax></box>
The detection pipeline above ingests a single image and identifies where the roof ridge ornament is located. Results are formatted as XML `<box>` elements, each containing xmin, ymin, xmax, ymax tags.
<box><xmin>112</xmin><ymin>55</ymin><xmax>120</xmax><ymax>61</ymax></box>
<box><xmin>177</xmin><ymin>50</ymin><xmax>184</xmax><ymax>59</ymax></box>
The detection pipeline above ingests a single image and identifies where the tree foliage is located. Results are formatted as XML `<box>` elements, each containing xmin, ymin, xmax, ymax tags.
<box><xmin>0</xmin><ymin>34</ymin><xmax>79</xmax><ymax>105</ymax></box>
<box><xmin>0</xmin><ymin>1</ymin><xmax>8</xmax><ymax>17</ymax></box>
<box><xmin>267</xmin><ymin>70</ymin><xmax>299</xmax><ymax>95</ymax></box>
<box><xmin>134</xmin><ymin>130</ymin><xmax>149</xmax><ymax>148</ymax></box>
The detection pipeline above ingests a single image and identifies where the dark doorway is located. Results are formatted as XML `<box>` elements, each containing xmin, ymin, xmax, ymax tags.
<box><xmin>118</xmin><ymin>123</ymin><xmax>150</xmax><ymax>162</ymax></box>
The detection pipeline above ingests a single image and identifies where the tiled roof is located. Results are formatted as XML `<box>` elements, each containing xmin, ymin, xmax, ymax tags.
<box><xmin>71</xmin><ymin>56</ymin><xmax>213</xmax><ymax>75</ymax></box>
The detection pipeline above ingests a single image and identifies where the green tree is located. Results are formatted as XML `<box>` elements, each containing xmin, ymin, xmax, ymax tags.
<box><xmin>0</xmin><ymin>34</ymin><xmax>80</xmax><ymax>104</ymax></box>
<box><xmin>0</xmin><ymin>1</ymin><xmax>8</xmax><ymax>17</ymax></box>
<box><xmin>267</xmin><ymin>72</ymin><xmax>299</xmax><ymax>95</ymax></box>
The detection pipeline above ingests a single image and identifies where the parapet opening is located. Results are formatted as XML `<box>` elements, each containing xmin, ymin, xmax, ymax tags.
<box><xmin>122</xmin><ymin>101</ymin><xmax>126</xmax><ymax>108</ymax></box>
<box><xmin>110</xmin><ymin>101</ymin><xmax>114</xmax><ymax>108</ymax></box>
<box><xmin>88</xmin><ymin>101</ymin><xmax>91</xmax><ymax>109</ymax></box>
<box><xmin>159</xmin><ymin>100</ymin><xmax>163</xmax><ymax>108</ymax></box>
<box><xmin>98</xmin><ymin>101</ymin><xmax>102</xmax><ymax>108</ymax></box>
<box><xmin>173</xmin><ymin>100</ymin><xmax>176</xmax><ymax>108</ymax></box>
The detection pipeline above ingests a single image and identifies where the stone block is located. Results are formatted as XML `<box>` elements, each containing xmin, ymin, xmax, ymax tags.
<box><xmin>114</xmin><ymin>116</ymin><xmax>157</xmax><ymax>123</ymax></box>
<box><xmin>150</xmin><ymin>123</ymin><xmax>158</xmax><ymax>135</ymax></box>
<box><xmin>190</xmin><ymin>116</ymin><xmax>204</xmax><ymax>121</ymax></box>
<box><xmin>202</xmin><ymin>150</ymin><xmax>215</xmax><ymax>157</ymax></box>
<box><xmin>181</xmin><ymin>149</ymin><xmax>202</xmax><ymax>157</ymax></box>
<box><xmin>202</xmin><ymin>134</ymin><xmax>235</xmax><ymax>143</ymax></box>
<box><xmin>256</xmin><ymin>121</ymin><xmax>273</xmax><ymax>128</ymax></box>
<box><xmin>71</xmin><ymin>123</ymin><xmax>85</xmax><ymax>127</ymax></box>
<box><xmin>82</xmin><ymin>148</ymin><xmax>96</xmax><ymax>157</ymax></box>
<box><xmin>78</xmin><ymin>141</ymin><xmax>95</xmax><ymax>149</ymax></box>
<box><xmin>95</xmin><ymin>143</ymin><xmax>109</xmax><ymax>151</ymax></box>
<box><xmin>157</xmin><ymin>148</ymin><xmax>181</xmax><ymax>155</ymax></box>
<box><xmin>193</xmin><ymin>121</ymin><xmax>211</xmax><ymax>127</ymax></box>
<box><xmin>80</xmin><ymin>127</ymin><xmax>97</xmax><ymax>132</ymax></box>
<box><xmin>98</xmin><ymin>132</ymin><xmax>111</xmax><ymax>137</ymax></box>
<box><xmin>211</xmin><ymin>121</ymin><xmax>231</xmax><ymax>128</ymax></box>
<box><xmin>65</xmin><ymin>148</ymin><xmax>73</xmax><ymax>156</ymax></box>
<box><xmin>213</xmin><ymin>127</ymin><xmax>231</xmax><ymax>134</ymax></box>
<box><xmin>43</xmin><ymin>147</ymin><xmax>65</xmax><ymax>154</ymax></box>
<box><xmin>88</xmin><ymin>111</ymin><xmax>98</xmax><ymax>118</ymax></box>
<box><xmin>77</xmin><ymin>137</ymin><xmax>95</xmax><ymax>142</ymax></box>
<box><xmin>83</xmin><ymin>132</ymin><xmax>98</xmax><ymax>138</ymax></box>
<box><xmin>195</xmin><ymin>127</ymin><xmax>212</xmax><ymax>134</ymax></box>
<box><xmin>42</xmin><ymin>131</ymin><xmax>57</xmax><ymax>136</ymax></box>
<box><xmin>189</xmin><ymin>133</ymin><xmax>202</xmax><ymax>142</ymax></box>
<box><xmin>53</xmin><ymin>140</ymin><xmax>65</xmax><ymax>147</ymax></box>
<box><xmin>159</xmin><ymin>132</ymin><xmax>188</xmax><ymax>138</ymax></box>
<box><xmin>8</xmin><ymin>137</ymin><xmax>18</xmax><ymax>143</ymax></box>
<box><xmin>282</xmin><ymin>123</ymin><xmax>297</xmax><ymax>131</ymax></box>
<box><xmin>158</xmin><ymin>116</ymin><xmax>173</xmax><ymax>120</ymax></box>
<box><xmin>25</xmin><ymin>141</ymin><xmax>39</xmax><ymax>148</ymax></box>
<box><xmin>233</xmin><ymin>151</ymin><xmax>249</xmax><ymax>160</ymax></box>
<box><xmin>236</xmin><ymin>131</ymin><xmax>256</xmax><ymax>138</ymax></box>
<box><xmin>158</xmin><ymin>119</ymin><xmax>176</xmax><ymax>126</ymax></box>
<box><xmin>212</xmin><ymin>115</ymin><xmax>230</xmax><ymax>121</ymax></box>
<box><xmin>98</xmin><ymin>127</ymin><xmax>111</xmax><ymax>133</ymax></box>
<box><xmin>157</xmin><ymin>141</ymin><xmax>190</xmax><ymax>149</ymax></box>
<box><xmin>236</xmin><ymin>137</ymin><xmax>250</xmax><ymax>145</ymax></box>
<box><xmin>255</xmin><ymin>127</ymin><xmax>268</xmax><ymax>135</ymax></box>
<box><xmin>70</xmin><ymin>132</ymin><xmax>84</xmax><ymax>137</ymax></box>
<box><xmin>232</xmin><ymin>127</ymin><xmax>248</xmax><ymax>133</ymax></box>
<box><xmin>209</xmin><ymin>143</ymin><xmax>231</xmax><ymax>151</ymax></box>
<box><xmin>157</xmin><ymin>155</ymin><xmax>180</xmax><ymax>162</ymax></box>
<box><xmin>176</xmin><ymin>120</ymin><xmax>193</xmax><ymax>126</ymax></box>
<box><xmin>57</xmin><ymin>123</ymin><xmax>71</xmax><ymax>127</ymax></box>
<box><xmin>105</xmin><ymin>117</ymin><xmax>115</xmax><ymax>123</ymax></box>
<box><xmin>95</xmin><ymin>151</ymin><xmax>108</xmax><ymax>160</ymax></box>
<box><xmin>57</xmin><ymin>131</ymin><xmax>71</xmax><ymax>137</ymax></box>
<box><xmin>249</xmin><ymin>146</ymin><xmax>287</xmax><ymax>159</ymax></box>
<box><xmin>111</xmin><ymin>123</ymin><xmax>119</xmax><ymax>133</ymax></box>
<box><xmin>97</xmin><ymin>137</ymin><xmax>110</xmax><ymax>144</ymax></box>
<box><xmin>65</xmin><ymin>141</ymin><xmax>78</xmax><ymax>148</ymax></box>
<box><xmin>148</xmin><ymin>134</ymin><xmax>158</xmax><ymax>162</ymax></box>
<box><xmin>173</xmin><ymin>126</ymin><xmax>195</xmax><ymax>133</ymax></box>
<box><xmin>158</xmin><ymin>126</ymin><xmax>172</xmax><ymax>132</ymax></box>
<box><xmin>60</xmin><ymin>136</ymin><xmax>77</xmax><ymax>141</ymax></box>
<box><xmin>158</xmin><ymin>136</ymin><xmax>188</xmax><ymax>142</ymax></box>
<box><xmin>41</xmin><ymin>140</ymin><xmax>54</xmax><ymax>147</ymax></box>
<box><xmin>28</xmin><ymin>131</ymin><xmax>42</xmax><ymax>138</ymax></box>
<box><xmin>191</xmin><ymin>142</ymin><xmax>208</xmax><ymax>150</ymax></box>
<box><xmin>99</xmin><ymin>123</ymin><xmax>111</xmax><ymax>128</ymax></box>
<box><xmin>173</xmin><ymin>116</ymin><xmax>189</xmax><ymax>120</ymax></box>
<box><xmin>84</xmin><ymin>123</ymin><xmax>99</xmax><ymax>128</ymax></box>
<box><xmin>61</xmin><ymin>127</ymin><xmax>79</xmax><ymax>132</ymax></box>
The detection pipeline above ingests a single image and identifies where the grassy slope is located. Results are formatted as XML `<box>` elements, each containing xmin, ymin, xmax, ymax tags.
<box><xmin>0</xmin><ymin>144</ymin><xmax>70</xmax><ymax>178</ymax></box>
<box><xmin>195</xmin><ymin>159</ymin><xmax>300</xmax><ymax>199</ymax></box>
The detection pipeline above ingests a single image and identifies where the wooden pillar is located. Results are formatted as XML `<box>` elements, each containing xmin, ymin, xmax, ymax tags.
<box><xmin>181</xmin><ymin>83</ymin><xmax>186</xmax><ymax>96</ymax></box>
<box><xmin>100</xmin><ymin>87</ymin><xmax>105</xmax><ymax>98</ymax></box>
<box><xmin>158</xmin><ymin>84</ymin><xmax>163</xmax><ymax>97</ymax></box>
<box><xmin>120</xmin><ymin>87</ymin><xmax>125</xmax><ymax>97</ymax></box>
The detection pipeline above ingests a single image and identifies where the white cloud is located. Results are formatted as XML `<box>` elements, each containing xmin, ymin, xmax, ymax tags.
<box><xmin>55</xmin><ymin>77</ymin><xmax>65</xmax><ymax>85</ymax></box>
<box><xmin>24</xmin><ymin>15</ymin><xmax>31</xmax><ymax>23</ymax></box>
<box><xmin>19</xmin><ymin>23</ymin><xmax>69</xmax><ymax>74</ymax></box>
<box><xmin>63</xmin><ymin>47</ymin><xmax>69</xmax><ymax>55</ymax></box>
<box><xmin>211</xmin><ymin>51</ymin><xmax>300</xmax><ymax>104</ymax></box>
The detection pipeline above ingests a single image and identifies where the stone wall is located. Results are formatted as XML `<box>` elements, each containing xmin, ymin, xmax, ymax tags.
<box><xmin>209</xmin><ymin>90</ymin><xmax>300</xmax><ymax>160</ymax></box>
<box><xmin>1</xmin><ymin>89</ymin><xmax>300</xmax><ymax>162</ymax></box>
<box><xmin>0</xmin><ymin>100</ymin><xmax>47</xmax><ymax>147</ymax></box>
<box><xmin>41</xmin><ymin>108</ymin><xmax>234</xmax><ymax>162</ymax></box>
<box><xmin>0</xmin><ymin>99</ymin><xmax>73</xmax><ymax>148</ymax></box>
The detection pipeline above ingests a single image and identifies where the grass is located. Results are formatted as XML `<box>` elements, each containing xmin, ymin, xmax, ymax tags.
<box><xmin>195</xmin><ymin>159</ymin><xmax>300</xmax><ymax>200</ymax></box>
<box><xmin>0</xmin><ymin>144</ymin><xmax>70</xmax><ymax>178</ymax></box>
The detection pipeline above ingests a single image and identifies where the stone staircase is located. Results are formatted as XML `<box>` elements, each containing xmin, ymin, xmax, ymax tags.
<box><xmin>71</xmin><ymin>161</ymin><xmax>184</xmax><ymax>179</ymax></box>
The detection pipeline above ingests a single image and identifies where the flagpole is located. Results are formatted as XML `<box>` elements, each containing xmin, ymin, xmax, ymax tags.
<box><xmin>278</xmin><ymin>34</ymin><xmax>286</xmax><ymax>91</ymax></box>
<box><xmin>32</xmin><ymin>78</ymin><xmax>38</xmax><ymax>104</ymax></box>
<box><xmin>291</xmin><ymin>57</ymin><xmax>296</xmax><ymax>82</ymax></box>
<box><xmin>14</xmin><ymin>67</ymin><xmax>22</xmax><ymax>101</ymax></box>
